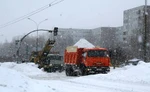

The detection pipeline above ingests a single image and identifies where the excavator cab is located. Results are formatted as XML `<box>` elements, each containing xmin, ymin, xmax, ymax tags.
<box><xmin>29</xmin><ymin>51</ymin><xmax>39</xmax><ymax>63</ymax></box>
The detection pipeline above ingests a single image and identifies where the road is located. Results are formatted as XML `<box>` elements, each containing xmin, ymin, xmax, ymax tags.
<box><xmin>29</xmin><ymin>71</ymin><xmax>150</xmax><ymax>92</ymax></box>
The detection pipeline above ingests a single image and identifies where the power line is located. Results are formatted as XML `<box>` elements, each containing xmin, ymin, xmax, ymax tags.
<box><xmin>0</xmin><ymin>6</ymin><xmax>48</xmax><ymax>28</ymax></box>
<box><xmin>0</xmin><ymin>0</ymin><xmax>64</xmax><ymax>29</ymax></box>
<box><xmin>0</xmin><ymin>0</ymin><xmax>63</xmax><ymax>28</ymax></box>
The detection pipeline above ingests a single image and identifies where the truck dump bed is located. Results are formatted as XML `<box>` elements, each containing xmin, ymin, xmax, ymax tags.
<box><xmin>64</xmin><ymin>46</ymin><xmax>83</xmax><ymax>65</ymax></box>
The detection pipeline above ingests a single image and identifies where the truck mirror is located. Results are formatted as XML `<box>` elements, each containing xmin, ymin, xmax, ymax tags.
<box><xmin>54</xmin><ymin>27</ymin><xmax>58</xmax><ymax>36</ymax></box>
<box><xmin>82</xmin><ymin>52</ymin><xmax>87</xmax><ymax>58</ymax></box>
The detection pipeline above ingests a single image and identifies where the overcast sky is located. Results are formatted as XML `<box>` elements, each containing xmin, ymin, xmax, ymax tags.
<box><xmin>0</xmin><ymin>0</ymin><xmax>148</xmax><ymax>43</ymax></box>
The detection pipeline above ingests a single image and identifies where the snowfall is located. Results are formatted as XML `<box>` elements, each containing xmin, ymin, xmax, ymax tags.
<box><xmin>0</xmin><ymin>39</ymin><xmax>150</xmax><ymax>92</ymax></box>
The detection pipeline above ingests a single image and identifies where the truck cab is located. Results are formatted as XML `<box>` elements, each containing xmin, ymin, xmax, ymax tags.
<box><xmin>44</xmin><ymin>54</ymin><xmax>64</xmax><ymax>72</ymax></box>
<box><xmin>82</xmin><ymin>48</ymin><xmax>110</xmax><ymax>73</ymax></box>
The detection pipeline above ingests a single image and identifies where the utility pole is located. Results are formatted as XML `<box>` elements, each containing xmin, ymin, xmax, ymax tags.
<box><xmin>15</xmin><ymin>40</ymin><xmax>20</xmax><ymax>63</ymax></box>
<box><xmin>26</xmin><ymin>44</ymin><xmax>29</xmax><ymax>62</ymax></box>
<box><xmin>144</xmin><ymin>0</ymin><xmax>148</xmax><ymax>62</ymax></box>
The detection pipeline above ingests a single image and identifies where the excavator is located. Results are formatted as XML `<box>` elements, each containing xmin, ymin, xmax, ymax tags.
<box><xmin>37</xmin><ymin>39</ymin><xmax>55</xmax><ymax>69</ymax></box>
<box><xmin>30</xmin><ymin>27</ymin><xmax>59</xmax><ymax>72</ymax></box>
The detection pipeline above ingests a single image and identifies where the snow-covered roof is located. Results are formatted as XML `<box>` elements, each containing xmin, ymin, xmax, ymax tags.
<box><xmin>74</xmin><ymin>38</ymin><xmax>95</xmax><ymax>48</ymax></box>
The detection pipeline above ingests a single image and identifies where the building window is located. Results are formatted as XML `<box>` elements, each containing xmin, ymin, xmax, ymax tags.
<box><xmin>123</xmin><ymin>32</ymin><xmax>127</xmax><ymax>35</ymax></box>
<box><xmin>123</xmin><ymin>37</ymin><xmax>126</xmax><ymax>41</ymax></box>
<box><xmin>137</xmin><ymin>10</ymin><xmax>141</xmax><ymax>15</ymax></box>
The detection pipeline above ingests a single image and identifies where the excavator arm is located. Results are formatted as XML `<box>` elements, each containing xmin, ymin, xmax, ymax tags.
<box><xmin>38</xmin><ymin>39</ymin><xmax>55</xmax><ymax>68</ymax></box>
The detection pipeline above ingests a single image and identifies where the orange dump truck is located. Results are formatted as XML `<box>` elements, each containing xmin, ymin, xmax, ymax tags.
<box><xmin>64</xmin><ymin>46</ymin><xmax>110</xmax><ymax>76</ymax></box>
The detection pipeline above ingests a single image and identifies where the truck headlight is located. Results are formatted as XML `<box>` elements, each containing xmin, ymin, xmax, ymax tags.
<box><xmin>87</xmin><ymin>69</ymin><xmax>91</xmax><ymax>71</ymax></box>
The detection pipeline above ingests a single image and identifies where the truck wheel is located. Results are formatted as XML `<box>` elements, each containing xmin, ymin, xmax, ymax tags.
<box><xmin>102</xmin><ymin>70</ymin><xmax>107</xmax><ymax>74</ymax></box>
<box><xmin>65</xmin><ymin>69</ymin><xmax>71</xmax><ymax>76</ymax></box>
<box><xmin>53</xmin><ymin>69</ymin><xmax>56</xmax><ymax>72</ymax></box>
<box><xmin>76</xmin><ymin>72</ymin><xmax>80</xmax><ymax>76</ymax></box>
<box><xmin>76</xmin><ymin>70</ymin><xmax>82</xmax><ymax>76</ymax></box>
<box><xmin>44</xmin><ymin>68</ymin><xmax>48</xmax><ymax>72</ymax></box>
<box><xmin>47</xmin><ymin>68</ymin><xmax>52</xmax><ymax>73</ymax></box>
<box><xmin>59</xmin><ymin>68</ymin><xmax>63</xmax><ymax>73</ymax></box>
<box><xmin>38</xmin><ymin>65</ymin><xmax>42</xmax><ymax>69</ymax></box>
<box><xmin>80</xmin><ymin>66</ymin><xmax>87</xmax><ymax>75</ymax></box>
<box><xmin>84</xmin><ymin>71</ymin><xmax>89</xmax><ymax>75</ymax></box>
<box><xmin>59</xmin><ymin>67</ymin><xmax>64</xmax><ymax>73</ymax></box>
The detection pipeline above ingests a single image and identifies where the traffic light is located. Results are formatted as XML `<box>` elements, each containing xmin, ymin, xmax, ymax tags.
<box><xmin>15</xmin><ymin>40</ymin><xmax>20</xmax><ymax>45</ymax></box>
<box><xmin>54</xmin><ymin>27</ymin><xmax>58</xmax><ymax>36</ymax></box>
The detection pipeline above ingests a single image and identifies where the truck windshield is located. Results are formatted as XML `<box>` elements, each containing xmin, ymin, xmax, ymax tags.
<box><xmin>49</xmin><ymin>56</ymin><xmax>62</xmax><ymax>60</ymax></box>
<box><xmin>87</xmin><ymin>50</ymin><xmax>108</xmax><ymax>57</ymax></box>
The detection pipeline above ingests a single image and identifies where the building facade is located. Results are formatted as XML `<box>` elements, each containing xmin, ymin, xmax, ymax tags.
<box><xmin>122</xmin><ymin>5</ymin><xmax>150</xmax><ymax>61</ymax></box>
<box><xmin>55</xmin><ymin>5</ymin><xmax>150</xmax><ymax>62</ymax></box>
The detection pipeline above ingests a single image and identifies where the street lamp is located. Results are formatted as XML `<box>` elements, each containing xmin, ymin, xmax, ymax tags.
<box><xmin>28</xmin><ymin>18</ymin><xmax>48</xmax><ymax>52</ymax></box>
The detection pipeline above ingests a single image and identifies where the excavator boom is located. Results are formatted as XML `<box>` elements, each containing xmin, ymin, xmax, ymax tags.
<box><xmin>38</xmin><ymin>39</ymin><xmax>55</xmax><ymax>68</ymax></box>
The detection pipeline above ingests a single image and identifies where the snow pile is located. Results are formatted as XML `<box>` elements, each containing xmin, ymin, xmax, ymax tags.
<box><xmin>0</xmin><ymin>62</ymin><xmax>61</xmax><ymax>92</ymax></box>
<box><xmin>0</xmin><ymin>66</ymin><xmax>32</xmax><ymax>92</ymax></box>
<box><xmin>0</xmin><ymin>62</ymin><xmax>45</xmax><ymax>76</ymax></box>
<box><xmin>90</xmin><ymin>61</ymin><xmax>150</xmax><ymax>84</ymax></box>
<box><xmin>74</xmin><ymin>38</ymin><xmax>95</xmax><ymax>48</ymax></box>
<box><xmin>0</xmin><ymin>61</ymin><xmax>150</xmax><ymax>92</ymax></box>
<box><xmin>68</xmin><ymin>61</ymin><xmax>150</xmax><ymax>92</ymax></box>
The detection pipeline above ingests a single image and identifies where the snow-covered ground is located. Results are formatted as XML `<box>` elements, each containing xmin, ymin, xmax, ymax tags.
<box><xmin>0</xmin><ymin>61</ymin><xmax>150</xmax><ymax>92</ymax></box>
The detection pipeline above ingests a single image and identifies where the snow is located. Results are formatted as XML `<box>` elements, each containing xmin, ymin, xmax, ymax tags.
<box><xmin>128</xmin><ymin>58</ymin><xmax>141</xmax><ymax>62</ymax></box>
<box><xmin>0</xmin><ymin>62</ymin><xmax>150</xmax><ymax>92</ymax></box>
<box><xmin>138</xmin><ymin>35</ymin><xmax>142</xmax><ymax>43</ymax></box>
<box><xmin>74</xmin><ymin>38</ymin><xmax>95</xmax><ymax>48</ymax></box>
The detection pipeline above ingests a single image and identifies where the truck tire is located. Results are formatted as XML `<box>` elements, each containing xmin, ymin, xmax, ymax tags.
<box><xmin>102</xmin><ymin>67</ymin><xmax>110</xmax><ymax>74</ymax></box>
<box><xmin>44</xmin><ymin>68</ymin><xmax>48</xmax><ymax>72</ymax></box>
<box><xmin>83</xmin><ymin>70</ymin><xmax>89</xmax><ymax>75</ymax></box>
<box><xmin>101</xmin><ymin>69</ymin><xmax>108</xmax><ymax>74</ymax></box>
<box><xmin>65</xmin><ymin>69</ymin><xmax>71</xmax><ymax>76</ymax></box>
<box><xmin>38</xmin><ymin>65</ymin><xmax>42</xmax><ymax>69</ymax></box>
<box><xmin>76</xmin><ymin>71</ymin><xmax>80</xmax><ymax>76</ymax></box>
<box><xmin>80</xmin><ymin>64</ymin><xmax>87</xmax><ymax>75</ymax></box>
<box><xmin>47</xmin><ymin>68</ymin><xmax>52</xmax><ymax>73</ymax></box>
<box><xmin>52</xmin><ymin>68</ymin><xmax>56</xmax><ymax>72</ymax></box>
<box><xmin>59</xmin><ymin>67</ymin><xmax>64</xmax><ymax>73</ymax></box>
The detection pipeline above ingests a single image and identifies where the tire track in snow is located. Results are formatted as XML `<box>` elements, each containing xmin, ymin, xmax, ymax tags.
<box><xmin>28</xmin><ymin>72</ymin><xmax>74</xmax><ymax>80</ymax></box>
<box><xmin>59</xmin><ymin>79</ymin><xmax>150</xmax><ymax>92</ymax></box>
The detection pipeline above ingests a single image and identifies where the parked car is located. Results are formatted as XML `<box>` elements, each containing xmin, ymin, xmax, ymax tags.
<box><xmin>126</xmin><ymin>58</ymin><xmax>141</xmax><ymax>65</ymax></box>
